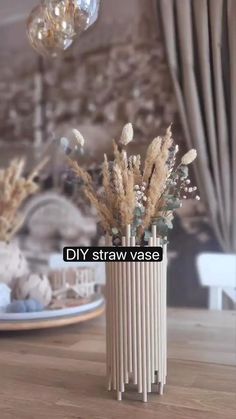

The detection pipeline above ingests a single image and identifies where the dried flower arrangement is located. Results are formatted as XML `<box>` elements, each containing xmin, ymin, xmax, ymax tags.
<box><xmin>0</xmin><ymin>159</ymin><xmax>46</xmax><ymax>242</ymax></box>
<box><xmin>67</xmin><ymin>124</ymin><xmax>199</xmax><ymax>245</ymax></box>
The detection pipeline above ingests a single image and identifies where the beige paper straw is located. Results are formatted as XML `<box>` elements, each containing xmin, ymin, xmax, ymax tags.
<box><xmin>145</xmin><ymin>256</ymin><xmax>151</xmax><ymax>393</ymax></box>
<box><xmin>118</xmin><ymin>260</ymin><xmax>124</xmax><ymax>395</ymax></box>
<box><xmin>105</xmin><ymin>235</ymin><xmax>112</xmax><ymax>390</ymax></box>
<box><xmin>121</xmin><ymin>236</ymin><xmax>129</xmax><ymax>384</ymax></box>
<box><xmin>114</xmin><ymin>261</ymin><xmax>122</xmax><ymax>399</ymax></box>
<box><xmin>157</xmin><ymin>237</ymin><xmax>163</xmax><ymax>394</ymax></box>
<box><xmin>152</xmin><ymin>225</ymin><xmax>158</xmax><ymax>381</ymax></box>
<box><xmin>110</xmin><ymin>261</ymin><xmax>117</xmax><ymax>390</ymax></box>
<box><xmin>131</xmin><ymin>235</ymin><xmax>138</xmax><ymax>385</ymax></box>
<box><xmin>136</xmin><ymin>259</ymin><xmax>142</xmax><ymax>393</ymax></box>
<box><xmin>141</xmin><ymin>261</ymin><xmax>147</xmax><ymax>402</ymax></box>
<box><xmin>158</xmin><ymin>238</ymin><xmax>162</xmax><ymax>391</ymax></box>
<box><xmin>106</xmin><ymin>225</ymin><xmax>167</xmax><ymax>401</ymax></box>
<box><xmin>163</xmin><ymin>242</ymin><xmax>167</xmax><ymax>385</ymax></box>
<box><xmin>126</xmin><ymin>225</ymin><xmax>133</xmax><ymax>374</ymax></box>
<box><xmin>149</xmin><ymin>237</ymin><xmax>155</xmax><ymax>384</ymax></box>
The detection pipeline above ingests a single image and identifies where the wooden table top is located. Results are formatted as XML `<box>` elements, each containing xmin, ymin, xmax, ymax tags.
<box><xmin>0</xmin><ymin>309</ymin><xmax>235</xmax><ymax>419</ymax></box>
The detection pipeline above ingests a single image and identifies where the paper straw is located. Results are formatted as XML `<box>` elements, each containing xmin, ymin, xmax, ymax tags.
<box><xmin>105</xmin><ymin>225</ymin><xmax>167</xmax><ymax>401</ymax></box>
<box><xmin>126</xmin><ymin>225</ymin><xmax>133</xmax><ymax>374</ymax></box>
<box><xmin>141</xmin><ymin>261</ymin><xmax>147</xmax><ymax>402</ymax></box>
<box><xmin>131</xmin><ymin>235</ymin><xmax>138</xmax><ymax>385</ymax></box>
<box><xmin>136</xmin><ymin>259</ymin><xmax>142</xmax><ymax>393</ymax></box>
<box><xmin>105</xmin><ymin>235</ymin><xmax>112</xmax><ymax>390</ymax></box>
<box><xmin>149</xmin><ymin>237</ymin><xmax>155</xmax><ymax>384</ymax></box>
<box><xmin>121</xmin><ymin>235</ymin><xmax>129</xmax><ymax>384</ymax></box>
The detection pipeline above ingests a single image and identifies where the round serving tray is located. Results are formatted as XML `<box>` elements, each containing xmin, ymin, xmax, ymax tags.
<box><xmin>0</xmin><ymin>296</ymin><xmax>105</xmax><ymax>331</ymax></box>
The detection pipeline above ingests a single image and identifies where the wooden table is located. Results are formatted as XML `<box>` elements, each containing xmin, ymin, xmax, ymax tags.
<box><xmin>0</xmin><ymin>309</ymin><xmax>235</xmax><ymax>419</ymax></box>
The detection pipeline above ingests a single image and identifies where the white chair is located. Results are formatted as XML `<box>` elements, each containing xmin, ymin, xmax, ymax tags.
<box><xmin>49</xmin><ymin>253</ymin><xmax>106</xmax><ymax>285</ymax></box>
<box><xmin>197</xmin><ymin>253</ymin><xmax>236</xmax><ymax>310</ymax></box>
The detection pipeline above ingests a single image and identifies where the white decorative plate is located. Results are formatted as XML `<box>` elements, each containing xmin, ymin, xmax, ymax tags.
<box><xmin>0</xmin><ymin>295</ymin><xmax>105</xmax><ymax>331</ymax></box>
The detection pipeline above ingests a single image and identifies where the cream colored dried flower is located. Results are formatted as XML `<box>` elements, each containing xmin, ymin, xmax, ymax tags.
<box><xmin>120</xmin><ymin>123</ymin><xmax>134</xmax><ymax>146</ymax></box>
<box><xmin>72</xmin><ymin>129</ymin><xmax>85</xmax><ymax>147</ymax></box>
<box><xmin>67</xmin><ymin>123</ymin><xmax>197</xmax><ymax>240</ymax></box>
<box><xmin>181</xmin><ymin>149</ymin><xmax>197</xmax><ymax>165</ymax></box>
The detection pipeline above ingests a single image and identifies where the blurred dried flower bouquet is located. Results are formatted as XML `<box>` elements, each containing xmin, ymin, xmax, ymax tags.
<box><xmin>68</xmin><ymin>123</ymin><xmax>199</xmax><ymax>245</ymax></box>
<box><xmin>0</xmin><ymin>159</ymin><xmax>44</xmax><ymax>242</ymax></box>
<box><xmin>0</xmin><ymin>158</ymin><xmax>98</xmax><ymax>314</ymax></box>
<box><xmin>0</xmin><ymin>158</ymin><xmax>52</xmax><ymax>314</ymax></box>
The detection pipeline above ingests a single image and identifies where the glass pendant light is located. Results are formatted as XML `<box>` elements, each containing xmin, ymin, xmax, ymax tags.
<box><xmin>26</xmin><ymin>1</ymin><xmax>100</xmax><ymax>57</ymax></box>
<box><xmin>26</xmin><ymin>4</ymin><xmax>73</xmax><ymax>57</ymax></box>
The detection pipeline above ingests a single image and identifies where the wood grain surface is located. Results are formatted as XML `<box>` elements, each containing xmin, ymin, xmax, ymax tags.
<box><xmin>0</xmin><ymin>309</ymin><xmax>235</xmax><ymax>419</ymax></box>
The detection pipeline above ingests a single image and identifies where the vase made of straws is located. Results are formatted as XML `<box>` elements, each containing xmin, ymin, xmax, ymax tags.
<box><xmin>105</xmin><ymin>225</ymin><xmax>167</xmax><ymax>402</ymax></box>
<box><xmin>65</xmin><ymin>122</ymin><xmax>198</xmax><ymax>401</ymax></box>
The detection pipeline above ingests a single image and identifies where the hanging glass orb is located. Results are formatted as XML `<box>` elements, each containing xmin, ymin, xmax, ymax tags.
<box><xmin>73</xmin><ymin>0</ymin><xmax>100</xmax><ymax>32</ymax></box>
<box><xmin>43</xmin><ymin>0</ymin><xmax>76</xmax><ymax>38</ymax></box>
<box><xmin>26</xmin><ymin>4</ymin><xmax>73</xmax><ymax>57</ymax></box>
<box><xmin>43</xmin><ymin>0</ymin><xmax>100</xmax><ymax>37</ymax></box>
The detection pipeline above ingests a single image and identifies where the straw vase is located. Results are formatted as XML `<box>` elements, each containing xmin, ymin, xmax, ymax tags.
<box><xmin>105</xmin><ymin>225</ymin><xmax>167</xmax><ymax>402</ymax></box>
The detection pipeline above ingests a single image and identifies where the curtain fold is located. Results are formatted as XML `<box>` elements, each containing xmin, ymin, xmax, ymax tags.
<box><xmin>159</xmin><ymin>0</ymin><xmax>236</xmax><ymax>252</ymax></box>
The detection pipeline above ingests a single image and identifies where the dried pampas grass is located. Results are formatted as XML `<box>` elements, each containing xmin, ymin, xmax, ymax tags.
<box><xmin>143</xmin><ymin>128</ymin><xmax>173</xmax><ymax>229</ymax></box>
<box><xmin>67</xmin><ymin>123</ymin><xmax>198</xmax><ymax>242</ymax></box>
<box><xmin>0</xmin><ymin>158</ymin><xmax>47</xmax><ymax>242</ymax></box>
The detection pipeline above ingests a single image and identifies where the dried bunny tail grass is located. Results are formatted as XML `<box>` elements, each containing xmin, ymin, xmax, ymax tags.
<box><xmin>181</xmin><ymin>149</ymin><xmax>197</xmax><ymax>165</ymax></box>
<box><xmin>120</xmin><ymin>123</ymin><xmax>134</xmax><ymax>146</ymax></box>
<box><xmin>68</xmin><ymin>158</ymin><xmax>92</xmax><ymax>185</ymax></box>
<box><xmin>84</xmin><ymin>188</ymin><xmax>116</xmax><ymax>232</ymax></box>
<box><xmin>72</xmin><ymin>128</ymin><xmax>85</xmax><ymax>147</ymax></box>
<box><xmin>143</xmin><ymin>136</ymin><xmax>162</xmax><ymax>183</ymax></box>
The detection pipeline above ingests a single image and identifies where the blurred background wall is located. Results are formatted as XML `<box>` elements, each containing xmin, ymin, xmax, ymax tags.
<box><xmin>0</xmin><ymin>0</ymin><xmax>222</xmax><ymax>307</ymax></box>
<box><xmin>0</xmin><ymin>0</ymin><xmax>180</xmax><ymax>160</ymax></box>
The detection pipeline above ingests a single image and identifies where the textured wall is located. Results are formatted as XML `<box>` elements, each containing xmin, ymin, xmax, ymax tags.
<box><xmin>0</xmin><ymin>1</ymin><xmax>219</xmax><ymax>308</ymax></box>
<box><xmin>0</xmin><ymin>0</ymin><xmax>180</xmax><ymax>162</ymax></box>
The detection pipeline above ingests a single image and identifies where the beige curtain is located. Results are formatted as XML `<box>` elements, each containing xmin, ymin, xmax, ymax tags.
<box><xmin>159</xmin><ymin>0</ymin><xmax>236</xmax><ymax>252</ymax></box>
